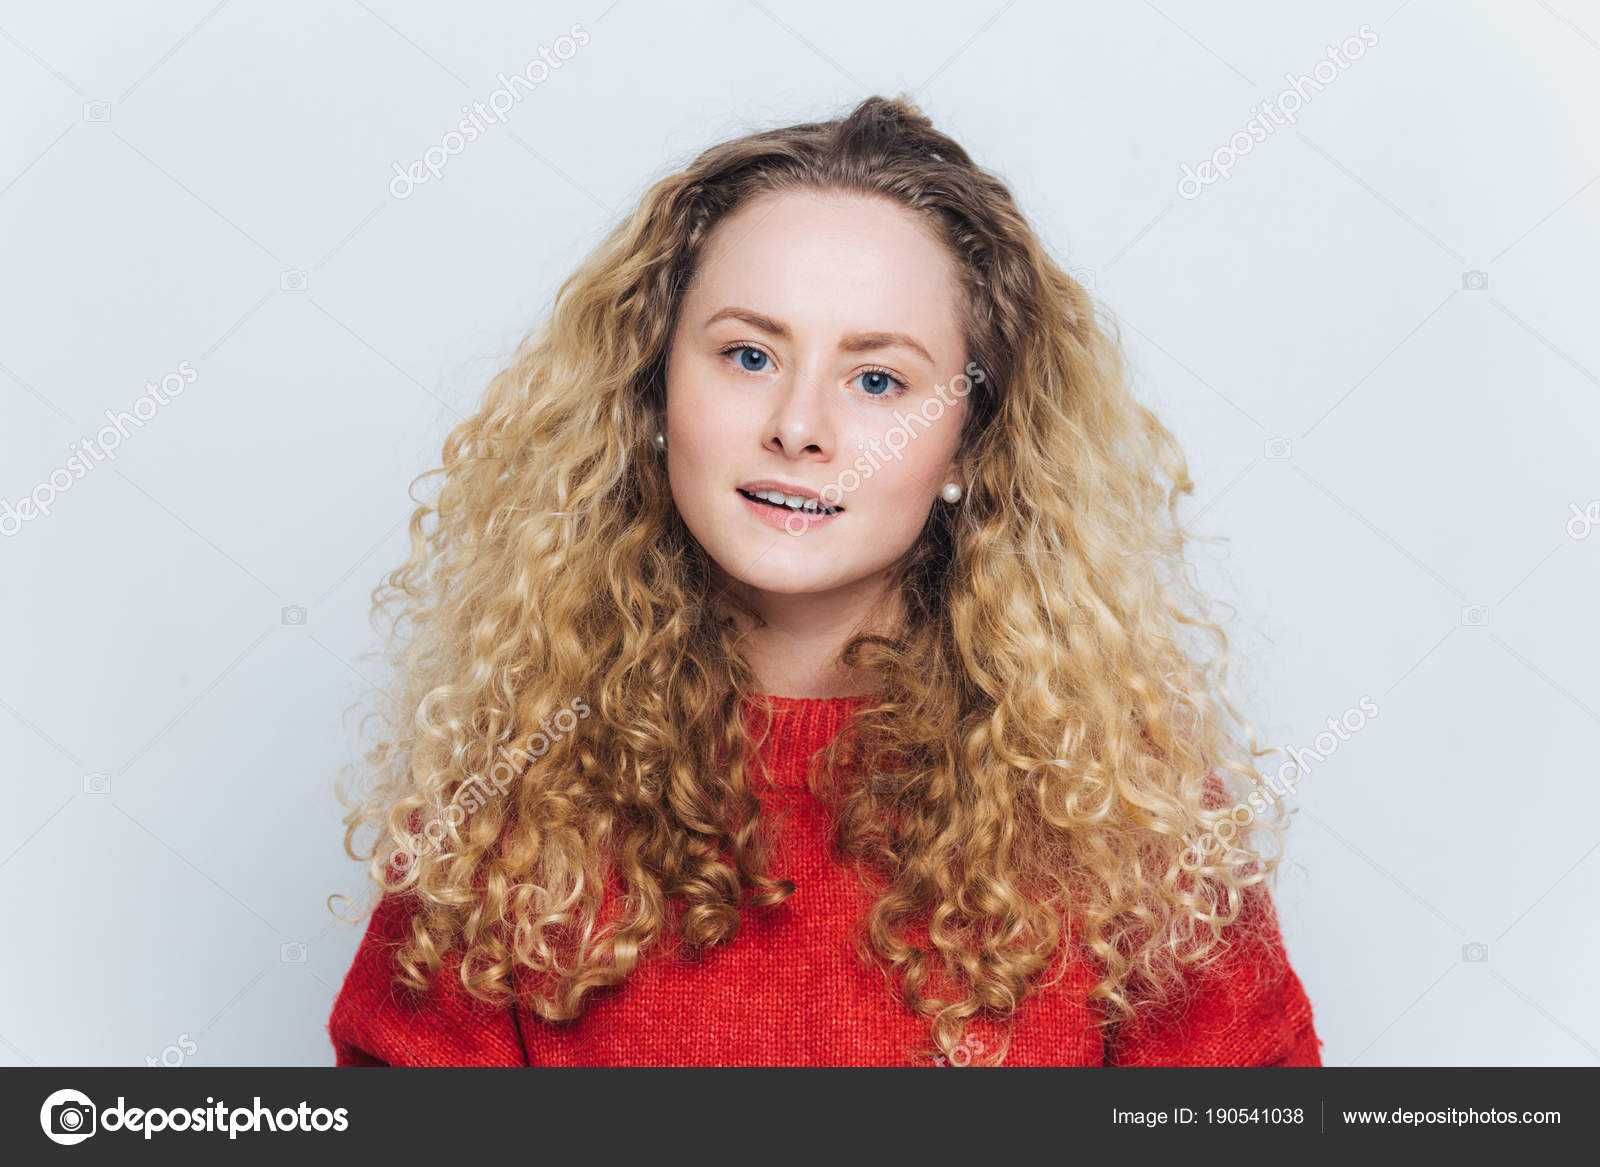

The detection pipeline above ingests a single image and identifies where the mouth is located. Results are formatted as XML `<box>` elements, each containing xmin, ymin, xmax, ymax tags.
<box><xmin>735</xmin><ymin>487</ymin><xmax>844</xmax><ymax>517</ymax></box>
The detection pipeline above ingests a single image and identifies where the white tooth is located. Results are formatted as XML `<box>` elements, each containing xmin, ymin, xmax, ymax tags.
<box><xmin>746</xmin><ymin>488</ymin><xmax>836</xmax><ymax>514</ymax></box>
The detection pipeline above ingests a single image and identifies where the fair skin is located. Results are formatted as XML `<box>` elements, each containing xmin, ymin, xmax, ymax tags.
<box><xmin>661</xmin><ymin>187</ymin><xmax>970</xmax><ymax>699</ymax></box>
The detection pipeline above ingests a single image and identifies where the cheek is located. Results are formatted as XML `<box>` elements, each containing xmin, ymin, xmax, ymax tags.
<box><xmin>665</xmin><ymin>388</ymin><xmax>751</xmax><ymax>507</ymax></box>
<box><xmin>671</xmin><ymin>403</ymin><xmax>744</xmax><ymax>471</ymax></box>
<box><xmin>866</xmin><ymin>503</ymin><xmax>932</xmax><ymax>550</ymax></box>
<box><xmin>855</xmin><ymin>420</ymin><xmax>958</xmax><ymax>499</ymax></box>
<box><xmin>665</xmin><ymin>365</ymin><xmax>713</xmax><ymax>450</ymax></box>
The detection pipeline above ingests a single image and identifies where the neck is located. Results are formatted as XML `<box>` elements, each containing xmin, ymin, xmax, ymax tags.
<box><xmin>718</xmin><ymin>569</ymin><xmax>900</xmax><ymax>699</ymax></box>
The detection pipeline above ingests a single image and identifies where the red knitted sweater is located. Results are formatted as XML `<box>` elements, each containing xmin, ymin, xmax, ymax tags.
<box><xmin>328</xmin><ymin>693</ymin><xmax>1322</xmax><ymax>1066</ymax></box>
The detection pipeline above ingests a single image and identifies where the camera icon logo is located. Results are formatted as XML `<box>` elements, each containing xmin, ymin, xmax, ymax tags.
<box><xmin>1462</xmin><ymin>942</ymin><xmax>1489</xmax><ymax>962</ymax></box>
<box><xmin>281</xmin><ymin>605</ymin><xmax>307</xmax><ymax>625</ymax></box>
<box><xmin>82</xmin><ymin>101</ymin><xmax>111</xmax><ymax>122</ymax></box>
<box><xmin>1461</xmin><ymin>270</ymin><xmax>1489</xmax><ymax>291</ymax></box>
<box><xmin>1460</xmin><ymin>604</ymin><xmax>1489</xmax><ymax>627</ymax></box>
<box><xmin>83</xmin><ymin>772</ymin><xmax>111</xmax><ymax>794</ymax></box>
<box><xmin>281</xmin><ymin>941</ymin><xmax>307</xmax><ymax>963</ymax></box>
<box><xmin>40</xmin><ymin>1088</ymin><xmax>97</xmax><ymax>1145</ymax></box>
<box><xmin>1264</xmin><ymin>437</ymin><xmax>1292</xmax><ymax>460</ymax></box>
<box><xmin>280</xmin><ymin>269</ymin><xmax>308</xmax><ymax>292</ymax></box>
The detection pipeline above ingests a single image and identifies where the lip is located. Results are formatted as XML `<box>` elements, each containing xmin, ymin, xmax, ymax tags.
<box><xmin>737</xmin><ymin>489</ymin><xmax>844</xmax><ymax>532</ymax></box>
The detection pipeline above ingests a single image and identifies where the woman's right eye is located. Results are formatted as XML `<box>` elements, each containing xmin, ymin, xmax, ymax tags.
<box><xmin>719</xmin><ymin>344</ymin><xmax>771</xmax><ymax>373</ymax></box>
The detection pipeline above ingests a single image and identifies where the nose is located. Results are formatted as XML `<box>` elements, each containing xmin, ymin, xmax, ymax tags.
<box><xmin>765</xmin><ymin>363</ymin><xmax>833</xmax><ymax>459</ymax></box>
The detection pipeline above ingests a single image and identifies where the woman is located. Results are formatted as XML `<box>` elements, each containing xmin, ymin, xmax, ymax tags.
<box><xmin>327</xmin><ymin>94</ymin><xmax>1321</xmax><ymax>1067</ymax></box>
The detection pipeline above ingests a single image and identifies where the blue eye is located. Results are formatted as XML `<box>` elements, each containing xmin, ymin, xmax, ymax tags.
<box><xmin>717</xmin><ymin>344</ymin><xmax>910</xmax><ymax>400</ymax></box>
<box><xmin>855</xmin><ymin>369</ymin><xmax>908</xmax><ymax>397</ymax></box>
<box><xmin>722</xmin><ymin>344</ymin><xmax>769</xmax><ymax>372</ymax></box>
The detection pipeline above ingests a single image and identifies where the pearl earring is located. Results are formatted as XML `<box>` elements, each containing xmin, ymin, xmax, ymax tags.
<box><xmin>655</xmin><ymin>432</ymin><xmax>666</xmax><ymax>450</ymax></box>
<box><xmin>941</xmin><ymin>482</ymin><xmax>963</xmax><ymax>503</ymax></box>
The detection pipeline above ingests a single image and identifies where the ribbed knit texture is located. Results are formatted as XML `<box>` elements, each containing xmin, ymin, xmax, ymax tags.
<box><xmin>328</xmin><ymin>693</ymin><xmax>1322</xmax><ymax>1066</ymax></box>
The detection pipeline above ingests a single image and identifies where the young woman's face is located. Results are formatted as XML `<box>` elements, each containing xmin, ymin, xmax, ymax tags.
<box><xmin>662</xmin><ymin>188</ymin><xmax>969</xmax><ymax>603</ymax></box>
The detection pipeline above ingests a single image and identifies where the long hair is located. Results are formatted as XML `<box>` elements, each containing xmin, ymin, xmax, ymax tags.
<box><xmin>330</xmin><ymin>93</ymin><xmax>1296</xmax><ymax>1066</ymax></box>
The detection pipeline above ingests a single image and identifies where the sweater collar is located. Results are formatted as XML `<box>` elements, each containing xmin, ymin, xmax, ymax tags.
<box><xmin>738</xmin><ymin>692</ymin><xmax>878</xmax><ymax>790</ymax></box>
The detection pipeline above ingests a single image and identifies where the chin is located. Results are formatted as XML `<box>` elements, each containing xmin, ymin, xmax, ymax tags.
<box><xmin>723</xmin><ymin>558</ymin><xmax>846</xmax><ymax>595</ymax></box>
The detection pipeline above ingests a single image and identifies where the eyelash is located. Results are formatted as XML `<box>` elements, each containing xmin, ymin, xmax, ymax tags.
<box><xmin>716</xmin><ymin>343</ymin><xmax>911</xmax><ymax>400</ymax></box>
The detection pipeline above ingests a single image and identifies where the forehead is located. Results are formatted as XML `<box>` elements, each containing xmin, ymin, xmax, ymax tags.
<box><xmin>687</xmin><ymin>189</ymin><xmax>965</xmax><ymax>344</ymax></box>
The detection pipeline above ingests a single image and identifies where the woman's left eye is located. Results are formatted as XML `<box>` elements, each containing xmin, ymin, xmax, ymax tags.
<box><xmin>852</xmin><ymin>368</ymin><xmax>909</xmax><ymax>398</ymax></box>
<box><xmin>718</xmin><ymin>345</ymin><xmax>908</xmax><ymax>399</ymax></box>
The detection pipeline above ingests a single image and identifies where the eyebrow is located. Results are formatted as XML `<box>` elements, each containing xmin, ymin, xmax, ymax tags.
<box><xmin>702</xmin><ymin>306</ymin><xmax>934</xmax><ymax>367</ymax></box>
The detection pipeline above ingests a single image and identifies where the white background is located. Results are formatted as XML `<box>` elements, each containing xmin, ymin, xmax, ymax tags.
<box><xmin>2</xmin><ymin>0</ymin><xmax>1597</xmax><ymax>1066</ymax></box>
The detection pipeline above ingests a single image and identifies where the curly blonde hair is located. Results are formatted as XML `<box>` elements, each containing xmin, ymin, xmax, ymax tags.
<box><xmin>330</xmin><ymin>93</ymin><xmax>1296</xmax><ymax>1066</ymax></box>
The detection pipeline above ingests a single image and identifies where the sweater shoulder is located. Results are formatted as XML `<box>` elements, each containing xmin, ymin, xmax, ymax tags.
<box><xmin>327</xmin><ymin>890</ymin><xmax>526</xmax><ymax>1067</ymax></box>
